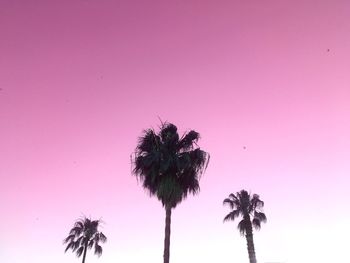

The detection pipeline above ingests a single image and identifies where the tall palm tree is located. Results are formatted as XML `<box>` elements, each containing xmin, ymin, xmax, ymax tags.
<box><xmin>63</xmin><ymin>217</ymin><xmax>107</xmax><ymax>263</ymax></box>
<box><xmin>132</xmin><ymin>122</ymin><xmax>209</xmax><ymax>263</ymax></box>
<box><xmin>223</xmin><ymin>190</ymin><xmax>266</xmax><ymax>263</ymax></box>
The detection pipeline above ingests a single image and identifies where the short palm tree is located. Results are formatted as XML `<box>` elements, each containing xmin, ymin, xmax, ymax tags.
<box><xmin>63</xmin><ymin>217</ymin><xmax>107</xmax><ymax>263</ymax></box>
<box><xmin>223</xmin><ymin>190</ymin><xmax>266</xmax><ymax>263</ymax></box>
<box><xmin>132</xmin><ymin>122</ymin><xmax>209</xmax><ymax>263</ymax></box>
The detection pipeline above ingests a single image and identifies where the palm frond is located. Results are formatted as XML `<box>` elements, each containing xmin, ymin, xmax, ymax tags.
<box><xmin>237</xmin><ymin>219</ymin><xmax>248</xmax><ymax>236</ymax></box>
<box><xmin>69</xmin><ymin>226</ymin><xmax>83</xmax><ymax>236</ymax></box>
<box><xmin>178</xmin><ymin>130</ymin><xmax>200</xmax><ymax>151</ymax></box>
<box><xmin>64</xmin><ymin>241</ymin><xmax>75</xmax><ymax>253</ymax></box>
<box><xmin>160</xmin><ymin>122</ymin><xmax>178</xmax><ymax>145</ymax></box>
<box><xmin>223</xmin><ymin>198</ymin><xmax>234</xmax><ymax>209</ymax></box>
<box><xmin>252</xmin><ymin>218</ymin><xmax>261</xmax><ymax>230</ymax></box>
<box><xmin>73</xmin><ymin>240</ymin><xmax>81</xmax><ymax>252</ymax></box>
<box><xmin>74</xmin><ymin>220</ymin><xmax>84</xmax><ymax>229</ymax></box>
<box><xmin>63</xmin><ymin>234</ymin><xmax>75</xmax><ymax>244</ymax></box>
<box><xmin>76</xmin><ymin>236</ymin><xmax>84</xmax><ymax>247</ymax></box>
<box><xmin>223</xmin><ymin>210</ymin><xmax>240</xmax><ymax>222</ymax></box>
<box><xmin>99</xmin><ymin>232</ymin><xmax>107</xmax><ymax>243</ymax></box>
<box><xmin>88</xmin><ymin>239</ymin><xmax>94</xmax><ymax>249</ymax></box>
<box><xmin>76</xmin><ymin>246</ymin><xmax>84</xmax><ymax>257</ymax></box>
<box><xmin>94</xmin><ymin>244</ymin><xmax>103</xmax><ymax>256</ymax></box>
<box><xmin>254</xmin><ymin>211</ymin><xmax>267</xmax><ymax>223</ymax></box>
<box><xmin>251</xmin><ymin>194</ymin><xmax>264</xmax><ymax>209</ymax></box>
<box><xmin>229</xmin><ymin>193</ymin><xmax>238</xmax><ymax>201</ymax></box>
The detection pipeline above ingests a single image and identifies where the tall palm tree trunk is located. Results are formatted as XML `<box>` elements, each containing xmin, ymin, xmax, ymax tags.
<box><xmin>245</xmin><ymin>220</ymin><xmax>257</xmax><ymax>263</ymax></box>
<box><xmin>82</xmin><ymin>241</ymin><xmax>88</xmax><ymax>263</ymax></box>
<box><xmin>163</xmin><ymin>205</ymin><xmax>172</xmax><ymax>263</ymax></box>
<box><xmin>245</xmin><ymin>232</ymin><xmax>257</xmax><ymax>263</ymax></box>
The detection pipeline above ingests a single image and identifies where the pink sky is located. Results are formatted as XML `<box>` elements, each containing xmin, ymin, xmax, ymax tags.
<box><xmin>1</xmin><ymin>1</ymin><xmax>350</xmax><ymax>262</ymax></box>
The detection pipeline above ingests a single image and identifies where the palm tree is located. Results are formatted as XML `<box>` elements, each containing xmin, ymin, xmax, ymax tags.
<box><xmin>63</xmin><ymin>217</ymin><xmax>107</xmax><ymax>263</ymax></box>
<box><xmin>132</xmin><ymin>122</ymin><xmax>209</xmax><ymax>263</ymax></box>
<box><xmin>223</xmin><ymin>190</ymin><xmax>266</xmax><ymax>263</ymax></box>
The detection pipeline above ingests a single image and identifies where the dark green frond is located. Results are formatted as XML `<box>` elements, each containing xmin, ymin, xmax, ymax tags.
<box><xmin>229</xmin><ymin>193</ymin><xmax>238</xmax><ymax>201</ymax></box>
<box><xmin>254</xmin><ymin>211</ymin><xmax>267</xmax><ymax>222</ymax></box>
<box><xmin>76</xmin><ymin>246</ymin><xmax>84</xmax><ymax>257</ymax></box>
<box><xmin>251</xmin><ymin>194</ymin><xmax>264</xmax><ymax>210</ymax></box>
<box><xmin>64</xmin><ymin>241</ymin><xmax>75</xmax><ymax>253</ymax></box>
<box><xmin>237</xmin><ymin>219</ymin><xmax>248</xmax><ymax>236</ymax></box>
<box><xmin>178</xmin><ymin>130</ymin><xmax>199</xmax><ymax>151</ymax></box>
<box><xmin>73</xmin><ymin>240</ymin><xmax>81</xmax><ymax>251</ymax></box>
<box><xmin>69</xmin><ymin>226</ymin><xmax>83</xmax><ymax>236</ymax></box>
<box><xmin>252</xmin><ymin>218</ymin><xmax>261</xmax><ymax>230</ymax></box>
<box><xmin>156</xmin><ymin>176</ymin><xmax>183</xmax><ymax>207</ymax></box>
<box><xmin>76</xmin><ymin>236</ymin><xmax>84</xmax><ymax>247</ymax></box>
<box><xmin>223</xmin><ymin>210</ymin><xmax>240</xmax><ymax>222</ymax></box>
<box><xmin>136</xmin><ymin>129</ymin><xmax>158</xmax><ymax>153</ymax></box>
<box><xmin>160</xmin><ymin>123</ymin><xmax>179</xmax><ymax>146</ymax></box>
<box><xmin>223</xmin><ymin>193</ymin><xmax>240</xmax><ymax>210</ymax></box>
<box><xmin>99</xmin><ymin>232</ymin><xmax>107</xmax><ymax>243</ymax></box>
<box><xmin>88</xmin><ymin>239</ymin><xmax>94</xmax><ymax>249</ymax></box>
<box><xmin>94</xmin><ymin>244</ymin><xmax>103</xmax><ymax>256</ymax></box>
<box><xmin>63</xmin><ymin>234</ymin><xmax>75</xmax><ymax>244</ymax></box>
<box><xmin>223</xmin><ymin>198</ymin><xmax>234</xmax><ymax>209</ymax></box>
<box><xmin>74</xmin><ymin>220</ymin><xmax>84</xmax><ymax>230</ymax></box>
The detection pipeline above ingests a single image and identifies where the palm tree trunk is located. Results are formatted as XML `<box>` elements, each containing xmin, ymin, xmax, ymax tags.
<box><xmin>163</xmin><ymin>205</ymin><xmax>172</xmax><ymax>263</ymax></box>
<box><xmin>245</xmin><ymin>226</ymin><xmax>257</xmax><ymax>263</ymax></box>
<box><xmin>82</xmin><ymin>241</ymin><xmax>88</xmax><ymax>263</ymax></box>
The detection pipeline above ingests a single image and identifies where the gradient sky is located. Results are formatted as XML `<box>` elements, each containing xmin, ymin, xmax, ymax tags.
<box><xmin>1</xmin><ymin>1</ymin><xmax>350</xmax><ymax>263</ymax></box>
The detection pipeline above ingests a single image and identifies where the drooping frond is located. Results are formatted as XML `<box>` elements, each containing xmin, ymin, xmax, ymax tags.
<box><xmin>223</xmin><ymin>198</ymin><xmax>233</xmax><ymax>207</ymax></box>
<box><xmin>64</xmin><ymin>241</ymin><xmax>75</xmax><ymax>253</ymax></box>
<box><xmin>252</xmin><ymin>218</ymin><xmax>261</xmax><ymax>230</ymax></box>
<box><xmin>178</xmin><ymin>130</ymin><xmax>200</xmax><ymax>151</ymax></box>
<box><xmin>63</xmin><ymin>234</ymin><xmax>75</xmax><ymax>244</ymax></box>
<box><xmin>160</xmin><ymin>122</ymin><xmax>179</xmax><ymax>146</ymax></box>
<box><xmin>88</xmin><ymin>239</ymin><xmax>94</xmax><ymax>249</ymax></box>
<box><xmin>229</xmin><ymin>193</ymin><xmax>238</xmax><ymax>201</ymax></box>
<box><xmin>188</xmin><ymin>148</ymin><xmax>209</xmax><ymax>178</ymax></box>
<box><xmin>73</xmin><ymin>239</ymin><xmax>80</xmax><ymax>251</ymax></box>
<box><xmin>69</xmin><ymin>226</ymin><xmax>83</xmax><ymax>236</ymax></box>
<box><xmin>136</xmin><ymin>129</ymin><xmax>158</xmax><ymax>154</ymax></box>
<box><xmin>99</xmin><ymin>232</ymin><xmax>107</xmax><ymax>243</ymax></box>
<box><xmin>223</xmin><ymin>210</ymin><xmax>241</xmax><ymax>222</ymax></box>
<box><xmin>94</xmin><ymin>244</ymin><xmax>103</xmax><ymax>256</ymax></box>
<box><xmin>76</xmin><ymin>246</ymin><xmax>84</xmax><ymax>257</ymax></box>
<box><xmin>237</xmin><ymin>219</ymin><xmax>249</xmax><ymax>236</ymax></box>
<box><xmin>254</xmin><ymin>211</ymin><xmax>267</xmax><ymax>223</ymax></box>
<box><xmin>250</xmin><ymin>194</ymin><xmax>264</xmax><ymax>211</ymax></box>
<box><xmin>74</xmin><ymin>220</ymin><xmax>84</xmax><ymax>229</ymax></box>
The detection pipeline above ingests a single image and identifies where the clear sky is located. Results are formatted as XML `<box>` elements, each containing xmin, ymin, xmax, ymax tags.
<box><xmin>1</xmin><ymin>1</ymin><xmax>349</xmax><ymax>263</ymax></box>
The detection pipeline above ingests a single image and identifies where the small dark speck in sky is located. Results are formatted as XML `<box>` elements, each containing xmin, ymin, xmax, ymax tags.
<box><xmin>243</xmin><ymin>146</ymin><xmax>246</xmax><ymax>150</ymax></box>
<box><xmin>327</xmin><ymin>49</ymin><xmax>330</xmax><ymax>52</ymax></box>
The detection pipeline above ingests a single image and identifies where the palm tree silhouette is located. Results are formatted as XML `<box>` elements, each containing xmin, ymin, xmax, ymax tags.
<box><xmin>63</xmin><ymin>217</ymin><xmax>107</xmax><ymax>263</ymax></box>
<box><xmin>223</xmin><ymin>190</ymin><xmax>266</xmax><ymax>263</ymax></box>
<box><xmin>132</xmin><ymin>122</ymin><xmax>209</xmax><ymax>263</ymax></box>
